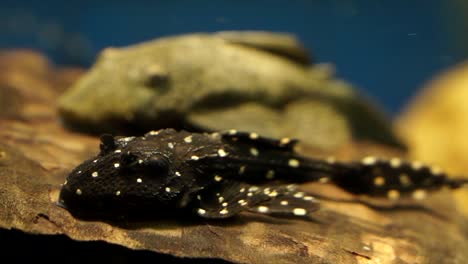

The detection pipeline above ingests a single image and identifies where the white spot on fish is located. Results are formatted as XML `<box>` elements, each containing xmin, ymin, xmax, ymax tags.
<box><xmin>197</xmin><ymin>208</ymin><xmax>206</xmax><ymax>215</ymax></box>
<box><xmin>303</xmin><ymin>196</ymin><xmax>315</xmax><ymax>201</ymax></box>
<box><xmin>121</xmin><ymin>137</ymin><xmax>135</xmax><ymax>142</ymax></box>
<box><xmin>249</xmin><ymin>132</ymin><xmax>259</xmax><ymax>139</ymax></box>
<box><xmin>257</xmin><ymin>206</ymin><xmax>269</xmax><ymax>213</ymax></box>
<box><xmin>362</xmin><ymin>156</ymin><xmax>377</xmax><ymax>165</ymax></box>
<box><xmin>228</xmin><ymin>129</ymin><xmax>237</xmax><ymax>135</ymax></box>
<box><xmin>280</xmin><ymin>200</ymin><xmax>289</xmax><ymax>206</ymax></box>
<box><xmin>266</xmin><ymin>170</ymin><xmax>275</xmax><ymax>179</ymax></box>
<box><xmin>114</xmin><ymin>163</ymin><xmax>120</xmax><ymax>168</ymax></box>
<box><xmin>239</xmin><ymin>165</ymin><xmax>246</xmax><ymax>175</ymax></box>
<box><xmin>250</xmin><ymin>148</ymin><xmax>259</xmax><ymax>156</ymax></box>
<box><xmin>293</xmin><ymin>192</ymin><xmax>304</xmax><ymax>198</ymax></box>
<box><xmin>217</xmin><ymin>149</ymin><xmax>228</xmax><ymax>157</ymax></box>
<box><xmin>168</xmin><ymin>142</ymin><xmax>174</xmax><ymax>149</ymax></box>
<box><xmin>138</xmin><ymin>159</ymin><xmax>144</xmax><ymax>164</ymax></box>
<box><xmin>222</xmin><ymin>202</ymin><xmax>228</xmax><ymax>207</ymax></box>
<box><xmin>389</xmin><ymin>158</ymin><xmax>402</xmax><ymax>168</ymax></box>
<box><xmin>93</xmin><ymin>159</ymin><xmax>98</xmax><ymax>163</ymax></box>
<box><xmin>430</xmin><ymin>166</ymin><xmax>442</xmax><ymax>175</ymax></box>
<box><xmin>268</xmin><ymin>190</ymin><xmax>278</xmax><ymax>197</ymax></box>
<box><xmin>279</xmin><ymin>137</ymin><xmax>291</xmax><ymax>146</ymax></box>
<box><xmin>114</xmin><ymin>149</ymin><xmax>122</xmax><ymax>153</ymax></box>
<box><xmin>91</xmin><ymin>171</ymin><xmax>99</xmax><ymax>178</ymax></box>
<box><xmin>184</xmin><ymin>136</ymin><xmax>193</xmax><ymax>143</ymax></box>
<box><xmin>218</xmin><ymin>196</ymin><xmax>224</xmax><ymax>203</ymax></box>
<box><xmin>149</xmin><ymin>130</ymin><xmax>159</xmax><ymax>135</ymax></box>
<box><xmin>249</xmin><ymin>186</ymin><xmax>259</xmax><ymax>192</ymax></box>
<box><xmin>293</xmin><ymin>208</ymin><xmax>307</xmax><ymax>216</ymax></box>
<box><xmin>411</xmin><ymin>161</ymin><xmax>424</xmax><ymax>170</ymax></box>
<box><xmin>374</xmin><ymin>176</ymin><xmax>385</xmax><ymax>186</ymax></box>
<box><xmin>220</xmin><ymin>208</ymin><xmax>229</xmax><ymax>215</ymax></box>
<box><xmin>239</xmin><ymin>188</ymin><xmax>246</xmax><ymax>193</ymax></box>
<box><xmin>137</xmin><ymin>178</ymin><xmax>142</xmax><ymax>183</ymax></box>
<box><xmin>116</xmin><ymin>190</ymin><xmax>121</xmax><ymax>196</ymax></box>
<box><xmin>191</xmin><ymin>155</ymin><xmax>199</xmax><ymax>160</ymax></box>
<box><xmin>288</xmin><ymin>159</ymin><xmax>300</xmax><ymax>168</ymax></box>
<box><xmin>165</xmin><ymin>187</ymin><xmax>171</xmax><ymax>193</ymax></box>
<box><xmin>387</xmin><ymin>189</ymin><xmax>400</xmax><ymax>200</ymax></box>
<box><xmin>175</xmin><ymin>171</ymin><xmax>181</xmax><ymax>177</ymax></box>
<box><xmin>399</xmin><ymin>173</ymin><xmax>411</xmax><ymax>186</ymax></box>
<box><xmin>75</xmin><ymin>189</ymin><xmax>82</xmax><ymax>195</ymax></box>
<box><xmin>412</xmin><ymin>189</ymin><xmax>427</xmax><ymax>200</ymax></box>
<box><xmin>319</xmin><ymin>177</ymin><xmax>330</xmax><ymax>183</ymax></box>
<box><xmin>214</xmin><ymin>175</ymin><xmax>223</xmax><ymax>182</ymax></box>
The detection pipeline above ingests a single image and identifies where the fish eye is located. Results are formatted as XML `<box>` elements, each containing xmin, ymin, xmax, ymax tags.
<box><xmin>143</xmin><ymin>64</ymin><xmax>169</xmax><ymax>90</ymax></box>
<box><xmin>144</xmin><ymin>157</ymin><xmax>170</xmax><ymax>174</ymax></box>
<box><xmin>146</xmin><ymin>72</ymin><xmax>169</xmax><ymax>88</ymax></box>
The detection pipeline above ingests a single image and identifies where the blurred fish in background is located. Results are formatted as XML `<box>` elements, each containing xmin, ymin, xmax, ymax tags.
<box><xmin>1</xmin><ymin>0</ymin><xmax>468</xmax><ymax>114</ymax></box>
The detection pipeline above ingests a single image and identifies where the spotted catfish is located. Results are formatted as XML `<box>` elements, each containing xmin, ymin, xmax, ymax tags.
<box><xmin>59</xmin><ymin>129</ymin><xmax>468</xmax><ymax>219</ymax></box>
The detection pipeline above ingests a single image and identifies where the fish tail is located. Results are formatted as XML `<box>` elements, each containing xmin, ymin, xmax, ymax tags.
<box><xmin>303</xmin><ymin>156</ymin><xmax>468</xmax><ymax>199</ymax></box>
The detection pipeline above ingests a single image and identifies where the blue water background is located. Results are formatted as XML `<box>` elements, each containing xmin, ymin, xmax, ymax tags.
<box><xmin>1</xmin><ymin>0</ymin><xmax>467</xmax><ymax>115</ymax></box>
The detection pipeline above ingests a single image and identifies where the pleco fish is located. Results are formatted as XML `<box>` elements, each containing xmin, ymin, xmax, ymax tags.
<box><xmin>59</xmin><ymin>129</ymin><xmax>467</xmax><ymax>219</ymax></box>
<box><xmin>58</xmin><ymin>31</ymin><xmax>404</xmax><ymax>150</ymax></box>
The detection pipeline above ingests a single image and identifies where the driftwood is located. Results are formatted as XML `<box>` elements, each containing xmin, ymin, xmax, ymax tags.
<box><xmin>1</xmin><ymin>50</ymin><xmax>467</xmax><ymax>264</ymax></box>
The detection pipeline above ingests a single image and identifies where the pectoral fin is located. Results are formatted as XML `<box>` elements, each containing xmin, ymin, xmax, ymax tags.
<box><xmin>193</xmin><ymin>181</ymin><xmax>319</xmax><ymax>219</ymax></box>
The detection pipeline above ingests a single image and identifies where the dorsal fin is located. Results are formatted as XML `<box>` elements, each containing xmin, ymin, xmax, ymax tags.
<box><xmin>215</xmin><ymin>31</ymin><xmax>312</xmax><ymax>65</ymax></box>
<box><xmin>221</xmin><ymin>129</ymin><xmax>298</xmax><ymax>151</ymax></box>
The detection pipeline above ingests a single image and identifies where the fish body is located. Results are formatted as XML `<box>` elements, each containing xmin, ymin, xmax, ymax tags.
<box><xmin>59</xmin><ymin>129</ymin><xmax>466</xmax><ymax>219</ymax></box>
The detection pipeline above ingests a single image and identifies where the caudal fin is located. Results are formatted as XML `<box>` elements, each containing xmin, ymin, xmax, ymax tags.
<box><xmin>325</xmin><ymin>156</ymin><xmax>468</xmax><ymax>200</ymax></box>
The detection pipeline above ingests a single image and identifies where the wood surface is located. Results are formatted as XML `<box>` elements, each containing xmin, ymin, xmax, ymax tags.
<box><xmin>1</xmin><ymin>50</ymin><xmax>467</xmax><ymax>264</ymax></box>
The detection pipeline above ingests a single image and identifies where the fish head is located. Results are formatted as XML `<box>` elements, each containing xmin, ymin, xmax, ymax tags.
<box><xmin>58</xmin><ymin>133</ymin><xmax>179</xmax><ymax>218</ymax></box>
<box><xmin>58</xmin><ymin>45</ymin><xmax>177</xmax><ymax>134</ymax></box>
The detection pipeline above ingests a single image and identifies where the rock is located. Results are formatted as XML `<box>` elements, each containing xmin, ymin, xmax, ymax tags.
<box><xmin>1</xmin><ymin>49</ymin><xmax>467</xmax><ymax>263</ymax></box>
<box><xmin>397</xmin><ymin>61</ymin><xmax>468</xmax><ymax>217</ymax></box>
<box><xmin>0</xmin><ymin>50</ymin><xmax>85</xmax><ymax>119</ymax></box>
<box><xmin>58</xmin><ymin>31</ymin><xmax>403</xmax><ymax>151</ymax></box>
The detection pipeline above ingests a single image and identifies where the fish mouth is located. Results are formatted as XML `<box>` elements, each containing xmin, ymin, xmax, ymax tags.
<box><xmin>56</xmin><ymin>186</ymin><xmax>70</xmax><ymax>210</ymax></box>
<box><xmin>55</xmin><ymin>199</ymin><xmax>67</xmax><ymax>209</ymax></box>
<box><xmin>58</xmin><ymin>105</ymin><xmax>121</xmax><ymax>134</ymax></box>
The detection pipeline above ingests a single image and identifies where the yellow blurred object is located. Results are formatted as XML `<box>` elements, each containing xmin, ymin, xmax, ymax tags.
<box><xmin>397</xmin><ymin>62</ymin><xmax>468</xmax><ymax>216</ymax></box>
